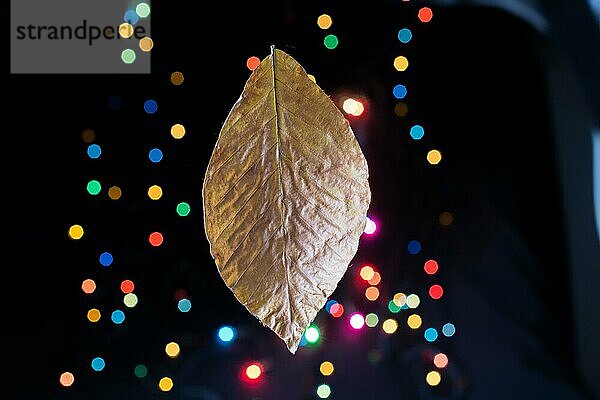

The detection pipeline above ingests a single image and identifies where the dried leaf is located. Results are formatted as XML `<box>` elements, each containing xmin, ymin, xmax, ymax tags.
<box><xmin>202</xmin><ymin>48</ymin><xmax>371</xmax><ymax>353</ymax></box>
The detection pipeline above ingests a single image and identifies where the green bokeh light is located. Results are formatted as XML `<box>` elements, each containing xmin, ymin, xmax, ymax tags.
<box><xmin>176</xmin><ymin>202</ymin><xmax>191</xmax><ymax>217</ymax></box>
<box><xmin>121</xmin><ymin>49</ymin><xmax>136</xmax><ymax>64</ymax></box>
<box><xmin>87</xmin><ymin>180</ymin><xmax>101</xmax><ymax>195</ymax></box>
<box><xmin>134</xmin><ymin>364</ymin><xmax>148</xmax><ymax>378</ymax></box>
<box><xmin>323</xmin><ymin>34</ymin><xmax>339</xmax><ymax>50</ymax></box>
<box><xmin>136</xmin><ymin>3</ymin><xmax>151</xmax><ymax>18</ymax></box>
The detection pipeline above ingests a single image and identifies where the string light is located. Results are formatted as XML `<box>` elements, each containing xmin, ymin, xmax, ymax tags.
<box><xmin>81</xmin><ymin>279</ymin><xmax>96</xmax><ymax>294</ymax></box>
<box><xmin>364</xmin><ymin>216</ymin><xmax>377</xmax><ymax>234</ymax></box>
<box><xmin>359</xmin><ymin>265</ymin><xmax>375</xmax><ymax>281</ymax></box>
<box><xmin>317</xmin><ymin>14</ymin><xmax>333</xmax><ymax>29</ymax></box>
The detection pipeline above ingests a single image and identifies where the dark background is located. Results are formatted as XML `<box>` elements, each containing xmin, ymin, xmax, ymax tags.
<box><xmin>5</xmin><ymin>1</ymin><xmax>599</xmax><ymax>399</ymax></box>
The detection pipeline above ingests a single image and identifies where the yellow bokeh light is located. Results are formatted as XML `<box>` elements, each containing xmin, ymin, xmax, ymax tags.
<box><xmin>148</xmin><ymin>185</ymin><xmax>163</xmax><ymax>200</ymax></box>
<box><xmin>426</xmin><ymin>371</ymin><xmax>441</xmax><ymax>386</ymax></box>
<box><xmin>393</xmin><ymin>292</ymin><xmax>406</xmax><ymax>307</ymax></box>
<box><xmin>68</xmin><ymin>224</ymin><xmax>84</xmax><ymax>240</ymax></box>
<box><xmin>317</xmin><ymin>14</ymin><xmax>333</xmax><ymax>29</ymax></box>
<box><xmin>308</xmin><ymin>74</ymin><xmax>316</xmax><ymax>83</ymax></box>
<box><xmin>158</xmin><ymin>377</ymin><xmax>173</xmax><ymax>391</ymax></box>
<box><xmin>119</xmin><ymin>23</ymin><xmax>134</xmax><ymax>38</ymax></box>
<box><xmin>359</xmin><ymin>266</ymin><xmax>375</xmax><ymax>281</ymax></box>
<box><xmin>393</xmin><ymin>56</ymin><xmax>409</xmax><ymax>71</ymax></box>
<box><xmin>320</xmin><ymin>361</ymin><xmax>334</xmax><ymax>376</ymax></box>
<box><xmin>382</xmin><ymin>319</ymin><xmax>398</xmax><ymax>334</ymax></box>
<box><xmin>246</xmin><ymin>364</ymin><xmax>262</xmax><ymax>379</ymax></box>
<box><xmin>170</xmin><ymin>71</ymin><xmax>184</xmax><ymax>86</ymax></box>
<box><xmin>407</xmin><ymin>314</ymin><xmax>422</xmax><ymax>329</ymax></box>
<box><xmin>406</xmin><ymin>294</ymin><xmax>420</xmax><ymax>308</ymax></box>
<box><xmin>165</xmin><ymin>342</ymin><xmax>180</xmax><ymax>358</ymax></box>
<box><xmin>427</xmin><ymin>149</ymin><xmax>442</xmax><ymax>165</ymax></box>
<box><xmin>87</xmin><ymin>308</ymin><xmax>101</xmax><ymax>323</ymax></box>
<box><xmin>108</xmin><ymin>186</ymin><xmax>122</xmax><ymax>200</ymax></box>
<box><xmin>171</xmin><ymin>124</ymin><xmax>186</xmax><ymax>139</ymax></box>
<box><xmin>139</xmin><ymin>37</ymin><xmax>154</xmax><ymax>52</ymax></box>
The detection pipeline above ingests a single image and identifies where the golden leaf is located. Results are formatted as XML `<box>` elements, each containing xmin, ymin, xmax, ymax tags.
<box><xmin>202</xmin><ymin>47</ymin><xmax>371</xmax><ymax>353</ymax></box>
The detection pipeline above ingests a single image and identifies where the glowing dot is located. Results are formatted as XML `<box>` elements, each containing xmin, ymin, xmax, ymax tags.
<box><xmin>147</xmin><ymin>185</ymin><xmax>163</xmax><ymax>200</ymax></box>
<box><xmin>359</xmin><ymin>265</ymin><xmax>375</xmax><ymax>281</ymax></box>
<box><xmin>99</xmin><ymin>252</ymin><xmax>113</xmax><ymax>267</ymax></box>
<box><xmin>365</xmin><ymin>313</ymin><xmax>379</xmax><ymax>327</ymax></box>
<box><xmin>434</xmin><ymin>353</ymin><xmax>449</xmax><ymax>368</ymax></box>
<box><xmin>303</xmin><ymin>325</ymin><xmax>319</xmax><ymax>344</ymax></box>
<box><xmin>407</xmin><ymin>314</ymin><xmax>422</xmax><ymax>329</ymax></box>
<box><xmin>429</xmin><ymin>284</ymin><xmax>444</xmax><ymax>300</ymax></box>
<box><xmin>365</xmin><ymin>286</ymin><xmax>380</xmax><ymax>301</ymax></box>
<box><xmin>144</xmin><ymin>99</ymin><xmax>158</xmax><ymax>114</ymax></box>
<box><xmin>136</xmin><ymin>2</ymin><xmax>150</xmax><ymax>17</ymax></box>
<box><xmin>426</xmin><ymin>371</ymin><xmax>441</xmax><ymax>386</ymax></box>
<box><xmin>424</xmin><ymin>327</ymin><xmax>438</xmax><ymax>342</ymax></box>
<box><xmin>121</xmin><ymin>49</ymin><xmax>136</xmax><ymax>64</ymax></box>
<box><xmin>424</xmin><ymin>260</ymin><xmax>439</xmax><ymax>275</ymax></box>
<box><xmin>165</xmin><ymin>342</ymin><xmax>180</xmax><ymax>358</ymax></box>
<box><xmin>87</xmin><ymin>180</ymin><xmax>101</xmax><ymax>195</ymax></box>
<box><xmin>68</xmin><ymin>225</ymin><xmax>84</xmax><ymax>240</ymax></box>
<box><xmin>407</xmin><ymin>240</ymin><xmax>421</xmax><ymax>254</ymax></box>
<box><xmin>364</xmin><ymin>217</ymin><xmax>377</xmax><ymax>234</ymax></box>
<box><xmin>123</xmin><ymin>293</ymin><xmax>138</xmax><ymax>308</ymax></box>
<box><xmin>81</xmin><ymin>279</ymin><xmax>96</xmax><ymax>294</ymax></box>
<box><xmin>124</xmin><ymin>10</ymin><xmax>139</xmax><ymax>24</ymax></box>
<box><xmin>139</xmin><ymin>37</ymin><xmax>153</xmax><ymax>52</ymax></box>
<box><xmin>442</xmin><ymin>323</ymin><xmax>456</xmax><ymax>337</ymax></box>
<box><xmin>317</xmin><ymin>384</ymin><xmax>331</xmax><ymax>398</ymax></box>
<box><xmin>246</xmin><ymin>56</ymin><xmax>261</xmax><ymax>71</ymax></box>
<box><xmin>111</xmin><ymin>310</ymin><xmax>125</xmax><ymax>324</ymax></box>
<box><xmin>245</xmin><ymin>363</ymin><xmax>262</xmax><ymax>380</ymax></box>
<box><xmin>419</xmin><ymin>7</ymin><xmax>434</xmax><ymax>23</ymax></box>
<box><xmin>171</xmin><ymin>123</ymin><xmax>186</xmax><ymax>139</ymax></box>
<box><xmin>87</xmin><ymin>308</ymin><xmax>101</xmax><ymax>323</ymax></box>
<box><xmin>59</xmin><ymin>372</ymin><xmax>74</xmax><ymax>387</ymax></box>
<box><xmin>397</xmin><ymin>28</ymin><xmax>412</xmax><ymax>43</ymax></box>
<box><xmin>176</xmin><ymin>202</ymin><xmax>191</xmax><ymax>216</ymax></box>
<box><xmin>148</xmin><ymin>148</ymin><xmax>163</xmax><ymax>163</ymax></box>
<box><xmin>120</xmin><ymin>280</ymin><xmax>134</xmax><ymax>294</ymax></box>
<box><xmin>406</xmin><ymin>294</ymin><xmax>420</xmax><ymax>308</ymax></box>
<box><xmin>427</xmin><ymin>149</ymin><xmax>442</xmax><ymax>165</ymax></box>
<box><xmin>320</xmin><ymin>361</ymin><xmax>334</xmax><ymax>376</ymax></box>
<box><xmin>394</xmin><ymin>56</ymin><xmax>409</xmax><ymax>71</ymax></box>
<box><xmin>108</xmin><ymin>186</ymin><xmax>122</xmax><ymax>200</ymax></box>
<box><xmin>317</xmin><ymin>14</ymin><xmax>333</xmax><ymax>29</ymax></box>
<box><xmin>393</xmin><ymin>84</ymin><xmax>407</xmax><ymax>99</ymax></box>
<box><xmin>178</xmin><ymin>298</ymin><xmax>192</xmax><ymax>312</ymax></box>
<box><xmin>87</xmin><ymin>144</ymin><xmax>101</xmax><ymax>159</ymax></box>
<box><xmin>325</xmin><ymin>300</ymin><xmax>337</xmax><ymax>313</ymax></box>
<box><xmin>119</xmin><ymin>23</ymin><xmax>133</xmax><ymax>38</ymax></box>
<box><xmin>388</xmin><ymin>300</ymin><xmax>401</xmax><ymax>313</ymax></box>
<box><xmin>393</xmin><ymin>293</ymin><xmax>407</xmax><ymax>307</ymax></box>
<box><xmin>218</xmin><ymin>326</ymin><xmax>236</xmax><ymax>343</ymax></box>
<box><xmin>91</xmin><ymin>357</ymin><xmax>105</xmax><ymax>372</ymax></box>
<box><xmin>342</xmin><ymin>98</ymin><xmax>360</xmax><ymax>115</ymax></box>
<box><xmin>394</xmin><ymin>102</ymin><xmax>408</xmax><ymax>117</ymax></box>
<box><xmin>170</xmin><ymin>71</ymin><xmax>184</xmax><ymax>86</ymax></box>
<box><xmin>158</xmin><ymin>377</ymin><xmax>173</xmax><ymax>392</ymax></box>
<box><xmin>368</xmin><ymin>272</ymin><xmax>381</xmax><ymax>285</ymax></box>
<box><xmin>134</xmin><ymin>364</ymin><xmax>148</xmax><ymax>378</ymax></box>
<box><xmin>81</xmin><ymin>128</ymin><xmax>95</xmax><ymax>143</ymax></box>
<box><xmin>439</xmin><ymin>211</ymin><xmax>454</xmax><ymax>226</ymax></box>
<box><xmin>349</xmin><ymin>313</ymin><xmax>365</xmax><ymax>330</ymax></box>
<box><xmin>323</xmin><ymin>34</ymin><xmax>339</xmax><ymax>49</ymax></box>
<box><xmin>308</xmin><ymin>74</ymin><xmax>316</xmax><ymax>83</ymax></box>
<box><xmin>149</xmin><ymin>232</ymin><xmax>163</xmax><ymax>247</ymax></box>
<box><xmin>410</xmin><ymin>125</ymin><xmax>425</xmax><ymax>140</ymax></box>
<box><xmin>330</xmin><ymin>303</ymin><xmax>344</xmax><ymax>317</ymax></box>
<box><xmin>382</xmin><ymin>318</ymin><xmax>398</xmax><ymax>334</ymax></box>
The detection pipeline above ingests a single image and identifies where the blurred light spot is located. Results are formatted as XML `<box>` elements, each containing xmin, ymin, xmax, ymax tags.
<box><xmin>410</xmin><ymin>125</ymin><xmax>425</xmax><ymax>140</ymax></box>
<box><xmin>171</xmin><ymin>123</ymin><xmax>186</xmax><ymax>139</ymax></box>
<box><xmin>407</xmin><ymin>314</ymin><xmax>422</xmax><ymax>329</ymax></box>
<box><xmin>149</xmin><ymin>232</ymin><xmax>164</xmax><ymax>247</ymax></box>
<box><xmin>394</xmin><ymin>102</ymin><xmax>408</xmax><ymax>117</ymax></box>
<box><xmin>87</xmin><ymin>144</ymin><xmax>101</xmax><ymax>159</ymax></box>
<box><xmin>388</xmin><ymin>300</ymin><xmax>401</xmax><ymax>313</ymax></box>
<box><xmin>69</xmin><ymin>225</ymin><xmax>84</xmax><ymax>240</ymax></box>
<box><xmin>393</xmin><ymin>84</ymin><xmax>407</xmax><ymax>99</ymax></box>
<box><xmin>349</xmin><ymin>313</ymin><xmax>365</xmax><ymax>330</ymax></box>
<box><xmin>407</xmin><ymin>240</ymin><xmax>421</xmax><ymax>254</ymax></box>
<box><xmin>429</xmin><ymin>284</ymin><xmax>444</xmax><ymax>300</ymax></box>
<box><xmin>439</xmin><ymin>211</ymin><xmax>454</xmax><ymax>226</ymax></box>
<box><xmin>308</xmin><ymin>74</ymin><xmax>316</xmax><ymax>83</ymax></box>
<box><xmin>323</xmin><ymin>34</ymin><xmax>338</xmax><ymax>49</ymax></box>
<box><xmin>87</xmin><ymin>308</ymin><xmax>101</xmax><ymax>323</ymax></box>
<box><xmin>59</xmin><ymin>372</ymin><xmax>74</xmax><ymax>387</ymax></box>
<box><xmin>108</xmin><ymin>186</ymin><xmax>122</xmax><ymax>200</ymax></box>
<box><xmin>320</xmin><ymin>361</ymin><xmax>334</xmax><ymax>376</ymax></box>
<box><xmin>121</xmin><ymin>49</ymin><xmax>136</xmax><ymax>64</ymax></box>
<box><xmin>382</xmin><ymin>318</ymin><xmax>398</xmax><ymax>334</ymax></box>
<box><xmin>359</xmin><ymin>265</ymin><xmax>375</xmax><ymax>281</ymax></box>
<box><xmin>364</xmin><ymin>216</ymin><xmax>377</xmax><ymax>234</ymax></box>
<box><xmin>325</xmin><ymin>300</ymin><xmax>337</xmax><ymax>313</ymax></box>
<box><xmin>218</xmin><ymin>326</ymin><xmax>236</xmax><ymax>343</ymax></box>
<box><xmin>317</xmin><ymin>14</ymin><xmax>333</xmax><ymax>29</ymax></box>
<box><xmin>442</xmin><ymin>323</ymin><xmax>456</xmax><ymax>337</ymax></box>
<box><xmin>134</xmin><ymin>364</ymin><xmax>148</xmax><ymax>378</ymax></box>
<box><xmin>419</xmin><ymin>7</ymin><xmax>434</xmax><ymax>23</ymax></box>
<box><xmin>81</xmin><ymin>279</ymin><xmax>96</xmax><ymax>294</ymax></box>
<box><xmin>305</xmin><ymin>325</ymin><xmax>320</xmax><ymax>343</ymax></box>
<box><xmin>393</xmin><ymin>292</ymin><xmax>407</xmax><ymax>307</ymax></box>
<box><xmin>406</xmin><ymin>294</ymin><xmax>420</xmax><ymax>308</ymax></box>
<box><xmin>178</xmin><ymin>298</ymin><xmax>192</xmax><ymax>312</ymax></box>
<box><xmin>170</xmin><ymin>71</ymin><xmax>184</xmax><ymax>86</ymax></box>
<box><xmin>87</xmin><ymin>180</ymin><xmax>101</xmax><ymax>195</ymax></box>
<box><xmin>365</xmin><ymin>313</ymin><xmax>379</xmax><ymax>327</ymax></box>
<box><xmin>342</xmin><ymin>98</ymin><xmax>364</xmax><ymax>117</ymax></box>
<box><xmin>144</xmin><ymin>99</ymin><xmax>158</xmax><ymax>114</ymax></box>
<box><xmin>136</xmin><ymin>2</ymin><xmax>150</xmax><ymax>17</ymax></box>
<box><xmin>158</xmin><ymin>377</ymin><xmax>173</xmax><ymax>392</ymax></box>
<box><xmin>426</xmin><ymin>371</ymin><xmax>441</xmax><ymax>386</ymax></box>
<box><xmin>367</xmin><ymin>349</ymin><xmax>382</xmax><ymax>364</ymax></box>
<box><xmin>246</xmin><ymin>56</ymin><xmax>261</xmax><ymax>71</ymax></box>
<box><xmin>424</xmin><ymin>260</ymin><xmax>439</xmax><ymax>275</ymax></box>
<box><xmin>81</xmin><ymin>128</ymin><xmax>95</xmax><ymax>143</ymax></box>
<box><xmin>330</xmin><ymin>303</ymin><xmax>344</xmax><ymax>318</ymax></box>
<box><xmin>434</xmin><ymin>353</ymin><xmax>448</xmax><ymax>368</ymax></box>
<box><xmin>427</xmin><ymin>149</ymin><xmax>442</xmax><ymax>165</ymax></box>
<box><xmin>317</xmin><ymin>384</ymin><xmax>331</xmax><ymax>398</ymax></box>
<box><xmin>123</xmin><ymin>293</ymin><xmax>138</xmax><ymax>308</ymax></box>
<box><xmin>368</xmin><ymin>272</ymin><xmax>381</xmax><ymax>285</ymax></box>
<box><xmin>365</xmin><ymin>286</ymin><xmax>380</xmax><ymax>301</ymax></box>
<box><xmin>91</xmin><ymin>357</ymin><xmax>105</xmax><ymax>372</ymax></box>
<box><xmin>174</xmin><ymin>289</ymin><xmax>188</xmax><ymax>301</ymax></box>
<box><xmin>118</xmin><ymin>23</ymin><xmax>133</xmax><ymax>38</ymax></box>
<box><xmin>147</xmin><ymin>185</ymin><xmax>162</xmax><ymax>200</ymax></box>
<box><xmin>397</xmin><ymin>28</ymin><xmax>413</xmax><ymax>43</ymax></box>
<box><xmin>176</xmin><ymin>202</ymin><xmax>191</xmax><ymax>217</ymax></box>
<box><xmin>139</xmin><ymin>37</ymin><xmax>153</xmax><ymax>52</ymax></box>
<box><xmin>111</xmin><ymin>310</ymin><xmax>125</xmax><ymax>324</ymax></box>
<box><xmin>124</xmin><ymin>10</ymin><xmax>139</xmax><ymax>24</ymax></box>
<box><xmin>165</xmin><ymin>342</ymin><xmax>180</xmax><ymax>358</ymax></box>
<box><xmin>393</xmin><ymin>56</ymin><xmax>409</xmax><ymax>71</ymax></box>
<box><xmin>99</xmin><ymin>252</ymin><xmax>113</xmax><ymax>267</ymax></box>
<box><xmin>245</xmin><ymin>363</ymin><xmax>262</xmax><ymax>380</ymax></box>
<box><xmin>424</xmin><ymin>327</ymin><xmax>438</xmax><ymax>342</ymax></box>
<box><xmin>120</xmin><ymin>280</ymin><xmax>134</xmax><ymax>294</ymax></box>
<box><xmin>148</xmin><ymin>148</ymin><xmax>163</xmax><ymax>163</ymax></box>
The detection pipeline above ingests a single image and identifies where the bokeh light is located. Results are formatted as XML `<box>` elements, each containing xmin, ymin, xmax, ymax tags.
<box><xmin>91</xmin><ymin>357</ymin><xmax>105</xmax><ymax>372</ymax></box>
<box><xmin>124</xmin><ymin>10</ymin><xmax>139</xmax><ymax>24</ymax></box>
<box><xmin>135</xmin><ymin>2</ymin><xmax>150</xmax><ymax>17</ymax></box>
<box><xmin>426</xmin><ymin>371</ymin><xmax>441</xmax><ymax>386</ymax></box>
<box><xmin>121</xmin><ymin>49</ymin><xmax>136</xmax><ymax>64</ymax></box>
<box><xmin>365</xmin><ymin>313</ymin><xmax>379</xmax><ymax>327</ymax></box>
<box><xmin>81</xmin><ymin>279</ymin><xmax>96</xmax><ymax>294</ymax></box>
<box><xmin>120</xmin><ymin>280</ymin><xmax>134</xmax><ymax>294</ymax></box>
<box><xmin>118</xmin><ymin>23</ymin><xmax>133</xmax><ymax>38</ymax></box>
<box><xmin>59</xmin><ymin>372</ymin><xmax>74</xmax><ymax>387</ymax></box>
<box><xmin>427</xmin><ymin>149</ymin><xmax>443</xmax><ymax>165</ymax></box>
<box><xmin>148</xmin><ymin>148</ymin><xmax>163</xmax><ymax>163</ymax></box>
<box><xmin>87</xmin><ymin>144</ymin><xmax>101</xmax><ymax>159</ymax></box>
<box><xmin>388</xmin><ymin>299</ymin><xmax>401</xmax><ymax>313</ymax></box>
<box><xmin>170</xmin><ymin>71</ymin><xmax>184</xmax><ymax>86</ymax></box>
<box><xmin>330</xmin><ymin>303</ymin><xmax>344</xmax><ymax>318</ymax></box>
<box><xmin>394</xmin><ymin>102</ymin><xmax>408</xmax><ymax>117</ymax></box>
<box><xmin>81</xmin><ymin>128</ymin><xmax>95</xmax><ymax>143</ymax></box>
<box><xmin>111</xmin><ymin>310</ymin><xmax>125</xmax><ymax>324</ymax></box>
<box><xmin>139</xmin><ymin>37</ymin><xmax>153</xmax><ymax>52</ymax></box>
<box><xmin>364</xmin><ymin>216</ymin><xmax>377</xmax><ymax>234</ymax></box>
<box><xmin>424</xmin><ymin>327</ymin><xmax>438</xmax><ymax>342</ymax></box>
<box><xmin>407</xmin><ymin>240</ymin><xmax>421</xmax><ymax>254</ymax></box>
<box><xmin>368</xmin><ymin>272</ymin><xmax>381</xmax><ymax>285</ymax></box>
<box><xmin>178</xmin><ymin>298</ymin><xmax>192</xmax><ymax>312</ymax></box>
<box><xmin>317</xmin><ymin>14</ymin><xmax>333</xmax><ymax>29</ymax></box>
<box><xmin>407</xmin><ymin>314</ymin><xmax>422</xmax><ymax>329</ymax></box>
<box><xmin>325</xmin><ymin>300</ymin><xmax>337</xmax><ymax>313</ymax></box>
<box><xmin>397</xmin><ymin>28</ymin><xmax>413</xmax><ymax>43</ymax></box>
<box><xmin>393</xmin><ymin>292</ymin><xmax>407</xmax><ymax>307</ymax></box>
<box><xmin>439</xmin><ymin>211</ymin><xmax>454</xmax><ymax>226</ymax></box>
<box><xmin>171</xmin><ymin>123</ymin><xmax>186</xmax><ymax>139</ymax></box>
<box><xmin>382</xmin><ymin>319</ymin><xmax>398</xmax><ymax>334</ymax></box>
<box><xmin>165</xmin><ymin>342</ymin><xmax>180</xmax><ymax>358</ymax></box>
<box><xmin>317</xmin><ymin>384</ymin><xmax>331</xmax><ymax>399</ymax></box>
<box><xmin>359</xmin><ymin>265</ymin><xmax>375</xmax><ymax>281</ymax></box>
<box><xmin>419</xmin><ymin>7</ymin><xmax>434</xmax><ymax>23</ymax></box>
<box><xmin>323</xmin><ymin>34</ymin><xmax>339</xmax><ymax>49</ymax></box>
<box><xmin>68</xmin><ymin>224</ymin><xmax>84</xmax><ymax>240</ymax></box>
<box><xmin>149</xmin><ymin>232</ymin><xmax>164</xmax><ymax>247</ymax></box>
<box><xmin>218</xmin><ymin>326</ymin><xmax>236</xmax><ymax>343</ymax></box>
<box><xmin>123</xmin><ymin>293</ymin><xmax>138</xmax><ymax>308</ymax></box>
<box><xmin>349</xmin><ymin>313</ymin><xmax>365</xmax><ymax>330</ymax></box>
<box><xmin>246</xmin><ymin>56</ymin><xmax>261</xmax><ymax>71</ymax></box>
<box><xmin>134</xmin><ymin>364</ymin><xmax>148</xmax><ymax>378</ymax></box>
<box><xmin>434</xmin><ymin>353</ymin><xmax>449</xmax><ymax>368</ymax></box>
<box><xmin>406</xmin><ymin>294</ymin><xmax>420</xmax><ymax>309</ymax></box>
<box><xmin>87</xmin><ymin>308</ymin><xmax>101</xmax><ymax>323</ymax></box>
<box><xmin>424</xmin><ymin>259</ymin><xmax>439</xmax><ymax>275</ymax></box>
<box><xmin>245</xmin><ymin>363</ymin><xmax>263</xmax><ymax>380</ymax></box>
<box><xmin>308</xmin><ymin>74</ymin><xmax>316</xmax><ymax>83</ymax></box>
<box><xmin>147</xmin><ymin>185</ymin><xmax>163</xmax><ymax>200</ymax></box>
<box><xmin>365</xmin><ymin>286</ymin><xmax>380</xmax><ymax>301</ymax></box>
<box><xmin>320</xmin><ymin>361</ymin><xmax>334</xmax><ymax>376</ymax></box>
<box><xmin>158</xmin><ymin>377</ymin><xmax>173</xmax><ymax>392</ymax></box>
<box><xmin>342</xmin><ymin>98</ymin><xmax>365</xmax><ymax>117</ymax></box>
<box><xmin>304</xmin><ymin>325</ymin><xmax>320</xmax><ymax>344</ymax></box>
<box><xmin>87</xmin><ymin>180</ymin><xmax>101</xmax><ymax>195</ymax></box>
<box><xmin>429</xmin><ymin>284</ymin><xmax>444</xmax><ymax>299</ymax></box>
<box><xmin>393</xmin><ymin>84</ymin><xmax>407</xmax><ymax>99</ymax></box>
<box><xmin>108</xmin><ymin>186</ymin><xmax>122</xmax><ymax>200</ymax></box>
<box><xmin>410</xmin><ymin>124</ymin><xmax>425</xmax><ymax>140</ymax></box>
<box><xmin>143</xmin><ymin>99</ymin><xmax>158</xmax><ymax>114</ymax></box>
<box><xmin>99</xmin><ymin>252</ymin><xmax>113</xmax><ymax>267</ymax></box>
<box><xmin>393</xmin><ymin>56</ymin><xmax>409</xmax><ymax>71</ymax></box>
<box><xmin>442</xmin><ymin>323</ymin><xmax>456</xmax><ymax>337</ymax></box>
<box><xmin>176</xmin><ymin>202</ymin><xmax>191</xmax><ymax>216</ymax></box>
